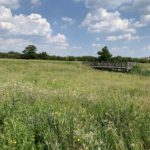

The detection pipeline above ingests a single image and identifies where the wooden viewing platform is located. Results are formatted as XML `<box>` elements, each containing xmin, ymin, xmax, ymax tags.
<box><xmin>85</xmin><ymin>62</ymin><xmax>136</xmax><ymax>72</ymax></box>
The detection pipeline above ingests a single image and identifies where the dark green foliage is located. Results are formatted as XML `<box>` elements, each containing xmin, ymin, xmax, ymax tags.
<box><xmin>0</xmin><ymin>45</ymin><xmax>150</xmax><ymax>63</ymax></box>
<box><xmin>22</xmin><ymin>45</ymin><xmax>37</xmax><ymax>59</ymax></box>
<box><xmin>131</xmin><ymin>64</ymin><xmax>150</xmax><ymax>76</ymax></box>
<box><xmin>0</xmin><ymin>51</ymin><xmax>22</xmax><ymax>59</ymax></box>
<box><xmin>97</xmin><ymin>46</ymin><xmax>112</xmax><ymax>61</ymax></box>
<box><xmin>0</xmin><ymin>52</ymin><xmax>98</xmax><ymax>61</ymax></box>
<box><xmin>38</xmin><ymin>52</ymin><xmax>49</xmax><ymax>60</ymax></box>
<box><xmin>111</xmin><ymin>56</ymin><xmax>133</xmax><ymax>62</ymax></box>
<box><xmin>131</xmin><ymin>65</ymin><xmax>142</xmax><ymax>74</ymax></box>
<box><xmin>110</xmin><ymin>56</ymin><xmax>150</xmax><ymax>63</ymax></box>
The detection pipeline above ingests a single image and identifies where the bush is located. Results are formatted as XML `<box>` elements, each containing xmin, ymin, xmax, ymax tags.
<box><xmin>131</xmin><ymin>65</ymin><xmax>142</xmax><ymax>74</ymax></box>
<box><xmin>131</xmin><ymin>64</ymin><xmax>150</xmax><ymax>76</ymax></box>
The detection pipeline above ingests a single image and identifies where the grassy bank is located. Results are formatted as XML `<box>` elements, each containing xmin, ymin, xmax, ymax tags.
<box><xmin>0</xmin><ymin>59</ymin><xmax>150</xmax><ymax>150</ymax></box>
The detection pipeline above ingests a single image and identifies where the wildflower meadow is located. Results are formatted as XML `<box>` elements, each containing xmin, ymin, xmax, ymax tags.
<box><xmin>0</xmin><ymin>59</ymin><xmax>150</xmax><ymax>150</ymax></box>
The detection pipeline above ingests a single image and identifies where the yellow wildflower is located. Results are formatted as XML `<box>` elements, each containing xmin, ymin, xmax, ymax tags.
<box><xmin>10</xmin><ymin>140</ymin><xmax>17</xmax><ymax>145</ymax></box>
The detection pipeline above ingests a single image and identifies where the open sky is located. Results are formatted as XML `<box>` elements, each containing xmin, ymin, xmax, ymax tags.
<box><xmin>0</xmin><ymin>0</ymin><xmax>150</xmax><ymax>57</ymax></box>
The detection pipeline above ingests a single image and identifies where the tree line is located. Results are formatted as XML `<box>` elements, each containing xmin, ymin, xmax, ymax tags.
<box><xmin>0</xmin><ymin>45</ymin><xmax>149</xmax><ymax>63</ymax></box>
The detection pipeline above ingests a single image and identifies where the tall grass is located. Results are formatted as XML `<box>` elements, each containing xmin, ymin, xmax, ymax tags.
<box><xmin>0</xmin><ymin>59</ymin><xmax>150</xmax><ymax>150</ymax></box>
<box><xmin>131</xmin><ymin>64</ymin><xmax>150</xmax><ymax>76</ymax></box>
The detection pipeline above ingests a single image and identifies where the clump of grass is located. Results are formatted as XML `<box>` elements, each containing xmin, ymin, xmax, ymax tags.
<box><xmin>131</xmin><ymin>65</ymin><xmax>141</xmax><ymax>74</ymax></box>
<box><xmin>131</xmin><ymin>64</ymin><xmax>150</xmax><ymax>76</ymax></box>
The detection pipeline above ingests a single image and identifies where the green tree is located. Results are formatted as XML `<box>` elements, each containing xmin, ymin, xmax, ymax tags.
<box><xmin>22</xmin><ymin>45</ymin><xmax>37</xmax><ymax>59</ymax></box>
<box><xmin>97</xmin><ymin>46</ymin><xmax>112</xmax><ymax>61</ymax></box>
<box><xmin>38</xmin><ymin>52</ymin><xmax>49</xmax><ymax>60</ymax></box>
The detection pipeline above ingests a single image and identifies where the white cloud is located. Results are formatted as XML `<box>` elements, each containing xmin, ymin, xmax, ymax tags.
<box><xmin>0</xmin><ymin>38</ymin><xmax>32</xmax><ymax>52</ymax></box>
<box><xmin>121</xmin><ymin>0</ymin><xmax>150</xmax><ymax>14</ymax></box>
<box><xmin>62</xmin><ymin>17</ymin><xmax>75</xmax><ymax>23</ymax></box>
<box><xmin>111</xmin><ymin>45</ymin><xmax>150</xmax><ymax>57</ymax></box>
<box><xmin>47</xmin><ymin>33</ymin><xmax>69</xmax><ymax>49</ymax></box>
<box><xmin>0</xmin><ymin>6</ymin><xmax>69</xmax><ymax>50</ymax></box>
<box><xmin>0</xmin><ymin>0</ymin><xmax>20</xmax><ymax>9</ymax></box>
<box><xmin>11</xmin><ymin>14</ymin><xmax>52</xmax><ymax>36</ymax></box>
<box><xmin>0</xmin><ymin>6</ymin><xmax>12</xmax><ymax>20</ymax></box>
<box><xmin>31</xmin><ymin>0</ymin><xmax>41</xmax><ymax>6</ymax></box>
<box><xmin>61</xmin><ymin>17</ymin><xmax>75</xmax><ymax>28</ymax></box>
<box><xmin>132</xmin><ymin>15</ymin><xmax>150</xmax><ymax>28</ymax></box>
<box><xmin>92</xmin><ymin>43</ymin><xmax>105</xmax><ymax>48</ymax></box>
<box><xmin>143</xmin><ymin>46</ymin><xmax>150</xmax><ymax>52</ymax></box>
<box><xmin>0</xmin><ymin>6</ymin><xmax>14</xmax><ymax>30</ymax></box>
<box><xmin>82</xmin><ymin>8</ymin><xmax>141</xmax><ymax>41</ymax></box>
<box><xmin>106</xmin><ymin>33</ymin><xmax>140</xmax><ymax>41</ymax></box>
<box><xmin>132</xmin><ymin>0</ymin><xmax>150</xmax><ymax>13</ymax></box>
<box><xmin>133</xmin><ymin>21</ymin><xmax>146</xmax><ymax>28</ymax></box>
<box><xmin>120</xmin><ymin>1</ymin><xmax>150</xmax><ymax>28</ymax></box>
<box><xmin>141</xmin><ymin>15</ymin><xmax>150</xmax><ymax>25</ymax></box>
<box><xmin>0</xmin><ymin>7</ymin><xmax>52</xmax><ymax>36</ymax></box>
<box><xmin>74</xmin><ymin>0</ymin><xmax>132</xmax><ymax>10</ymax></box>
<box><xmin>82</xmin><ymin>8</ymin><xmax>136</xmax><ymax>33</ymax></box>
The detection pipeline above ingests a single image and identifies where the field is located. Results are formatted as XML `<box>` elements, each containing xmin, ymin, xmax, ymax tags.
<box><xmin>0</xmin><ymin>59</ymin><xmax>150</xmax><ymax>150</ymax></box>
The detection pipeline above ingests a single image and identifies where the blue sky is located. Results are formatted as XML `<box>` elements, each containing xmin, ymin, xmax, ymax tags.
<box><xmin>0</xmin><ymin>0</ymin><xmax>150</xmax><ymax>57</ymax></box>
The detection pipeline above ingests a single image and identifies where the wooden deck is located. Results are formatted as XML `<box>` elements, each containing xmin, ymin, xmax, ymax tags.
<box><xmin>85</xmin><ymin>62</ymin><xmax>135</xmax><ymax>72</ymax></box>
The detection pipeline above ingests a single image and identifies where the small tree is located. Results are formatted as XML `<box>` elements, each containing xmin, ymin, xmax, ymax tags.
<box><xmin>22</xmin><ymin>45</ymin><xmax>37</xmax><ymax>59</ymax></box>
<box><xmin>97</xmin><ymin>46</ymin><xmax>112</xmax><ymax>61</ymax></box>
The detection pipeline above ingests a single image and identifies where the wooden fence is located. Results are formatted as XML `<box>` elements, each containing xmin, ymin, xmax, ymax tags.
<box><xmin>84</xmin><ymin>62</ymin><xmax>136</xmax><ymax>72</ymax></box>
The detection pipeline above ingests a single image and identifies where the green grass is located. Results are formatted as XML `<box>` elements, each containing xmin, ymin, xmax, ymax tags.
<box><xmin>0</xmin><ymin>59</ymin><xmax>150</xmax><ymax>150</ymax></box>
<box><xmin>131</xmin><ymin>63</ymin><xmax>150</xmax><ymax>76</ymax></box>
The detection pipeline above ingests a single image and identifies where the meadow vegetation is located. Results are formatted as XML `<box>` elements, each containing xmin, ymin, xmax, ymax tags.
<box><xmin>131</xmin><ymin>63</ymin><xmax>150</xmax><ymax>76</ymax></box>
<box><xmin>0</xmin><ymin>59</ymin><xmax>150</xmax><ymax>150</ymax></box>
